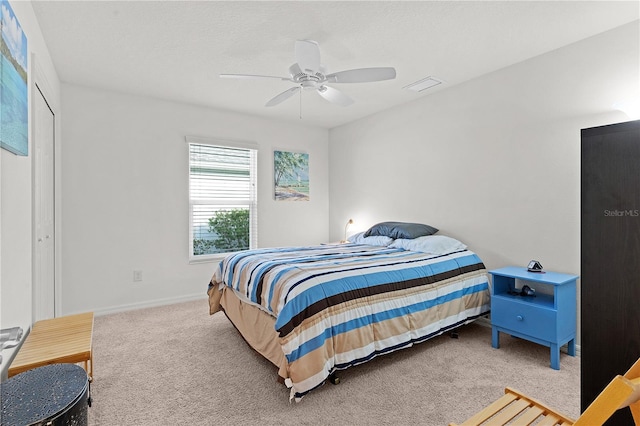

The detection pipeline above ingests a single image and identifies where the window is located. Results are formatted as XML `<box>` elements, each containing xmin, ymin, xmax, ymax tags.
<box><xmin>187</xmin><ymin>136</ymin><xmax>257</xmax><ymax>262</ymax></box>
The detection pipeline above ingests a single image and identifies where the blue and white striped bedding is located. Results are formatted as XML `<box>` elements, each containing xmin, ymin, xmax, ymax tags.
<box><xmin>209</xmin><ymin>243</ymin><xmax>490</xmax><ymax>401</ymax></box>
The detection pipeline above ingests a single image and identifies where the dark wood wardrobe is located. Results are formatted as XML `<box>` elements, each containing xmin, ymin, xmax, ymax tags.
<box><xmin>581</xmin><ymin>119</ymin><xmax>640</xmax><ymax>425</ymax></box>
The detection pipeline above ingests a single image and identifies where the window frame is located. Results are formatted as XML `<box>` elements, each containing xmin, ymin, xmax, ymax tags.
<box><xmin>186</xmin><ymin>136</ymin><xmax>258</xmax><ymax>263</ymax></box>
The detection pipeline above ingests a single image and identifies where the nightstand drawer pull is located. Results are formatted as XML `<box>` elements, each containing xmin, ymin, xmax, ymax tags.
<box><xmin>517</xmin><ymin>315</ymin><xmax>523</xmax><ymax>321</ymax></box>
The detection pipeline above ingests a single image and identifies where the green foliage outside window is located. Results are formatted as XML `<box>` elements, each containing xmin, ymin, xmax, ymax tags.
<box><xmin>193</xmin><ymin>209</ymin><xmax>250</xmax><ymax>255</ymax></box>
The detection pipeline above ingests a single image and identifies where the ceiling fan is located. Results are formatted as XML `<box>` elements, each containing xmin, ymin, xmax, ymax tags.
<box><xmin>220</xmin><ymin>39</ymin><xmax>396</xmax><ymax>107</ymax></box>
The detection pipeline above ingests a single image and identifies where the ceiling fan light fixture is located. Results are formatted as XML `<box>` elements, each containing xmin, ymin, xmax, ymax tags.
<box><xmin>403</xmin><ymin>76</ymin><xmax>444</xmax><ymax>92</ymax></box>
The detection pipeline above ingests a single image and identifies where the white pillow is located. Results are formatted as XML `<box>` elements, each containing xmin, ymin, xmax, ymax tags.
<box><xmin>348</xmin><ymin>232</ymin><xmax>394</xmax><ymax>247</ymax></box>
<box><xmin>388</xmin><ymin>235</ymin><xmax>467</xmax><ymax>255</ymax></box>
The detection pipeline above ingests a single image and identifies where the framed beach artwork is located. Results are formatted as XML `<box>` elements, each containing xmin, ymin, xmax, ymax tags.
<box><xmin>1</xmin><ymin>0</ymin><xmax>28</xmax><ymax>156</ymax></box>
<box><xmin>274</xmin><ymin>150</ymin><xmax>309</xmax><ymax>201</ymax></box>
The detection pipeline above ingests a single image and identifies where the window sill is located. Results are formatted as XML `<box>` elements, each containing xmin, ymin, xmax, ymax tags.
<box><xmin>189</xmin><ymin>255</ymin><xmax>225</xmax><ymax>265</ymax></box>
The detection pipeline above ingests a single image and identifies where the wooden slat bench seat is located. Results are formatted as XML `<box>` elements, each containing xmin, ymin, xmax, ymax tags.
<box><xmin>8</xmin><ymin>312</ymin><xmax>94</xmax><ymax>381</ymax></box>
<box><xmin>450</xmin><ymin>357</ymin><xmax>640</xmax><ymax>426</ymax></box>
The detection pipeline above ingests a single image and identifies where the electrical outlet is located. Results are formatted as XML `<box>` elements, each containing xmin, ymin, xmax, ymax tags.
<box><xmin>133</xmin><ymin>270</ymin><xmax>143</xmax><ymax>282</ymax></box>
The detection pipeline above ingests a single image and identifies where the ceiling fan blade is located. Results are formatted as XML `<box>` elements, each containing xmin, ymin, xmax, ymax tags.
<box><xmin>220</xmin><ymin>73</ymin><xmax>292</xmax><ymax>82</ymax></box>
<box><xmin>326</xmin><ymin>67</ymin><xmax>396</xmax><ymax>83</ymax></box>
<box><xmin>265</xmin><ymin>86</ymin><xmax>301</xmax><ymax>107</ymax></box>
<box><xmin>295</xmin><ymin>40</ymin><xmax>321</xmax><ymax>74</ymax></box>
<box><xmin>317</xmin><ymin>85</ymin><xmax>354</xmax><ymax>106</ymax></box>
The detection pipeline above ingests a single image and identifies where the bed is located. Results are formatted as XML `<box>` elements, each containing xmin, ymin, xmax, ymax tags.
<box><xmin>207</xmin><ymin>225</ymin><xmax>490</xmax><ymax>401</ymax></box>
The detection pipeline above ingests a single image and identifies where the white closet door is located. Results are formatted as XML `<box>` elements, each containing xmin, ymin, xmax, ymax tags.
<box><xmin>33</xmin><ymin>84</ymin><xmax>55</xmax><ymax>321</ymax></box>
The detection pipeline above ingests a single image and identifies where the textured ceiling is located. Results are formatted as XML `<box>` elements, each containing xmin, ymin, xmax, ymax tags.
<box><xmin>32</xmin><ymin>1</ymin><xmax>639</xmax><ymax>129</ymax></box>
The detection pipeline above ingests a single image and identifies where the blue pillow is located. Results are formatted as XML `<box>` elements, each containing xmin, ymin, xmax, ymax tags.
<box><xmin>363</xmin><ymin>221</ymin><xmax>438</xmax><ymax>239</ymax></box>
<box><xmin>389</xmin><ymin>235</ymin><xmax>466</xmax><ymax>254</ymax></box>
<box><xmin>347</xmin><ymin>232</ymin><xmax>394</xmax><ymax>246</ymax></box>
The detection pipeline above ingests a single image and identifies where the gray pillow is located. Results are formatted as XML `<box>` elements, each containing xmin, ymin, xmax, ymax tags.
<box><xmin>363</xmin><ymin>221</ymin><xmax>438</xmax><ymax>239</ymax></box>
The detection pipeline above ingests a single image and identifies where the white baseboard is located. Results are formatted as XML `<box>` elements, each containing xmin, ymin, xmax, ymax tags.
<box><xmin>91</xmin><ymin>293</ymin><xmax>208</xmax><ymax>317</ymax></box>
<box><xmin>472</xmin><ymin>315</ymin><xmax>581</xmax><ymax>357</ymax></box>
<box><xmin>475</xmin><ymin>316</ymin><xmax>492</xmax><ymax>328</ymax></box>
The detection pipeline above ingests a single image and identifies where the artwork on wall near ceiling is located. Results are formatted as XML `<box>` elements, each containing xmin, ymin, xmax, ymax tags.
<box><xmin>274</xmin><ymin>150</ymin><xmax>309</xmax><ymax>201</ymax></box>
<box><xmin>0</xmin><ymin>0</ymin><xmax>28</xmax><ymax>156</ymax></box>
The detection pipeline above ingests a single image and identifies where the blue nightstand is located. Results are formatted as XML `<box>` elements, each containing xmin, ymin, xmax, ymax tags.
<box><xmin>489</xmin><ymin>267</ymin><xmax>578</xmax><ymax>370</ymax></box>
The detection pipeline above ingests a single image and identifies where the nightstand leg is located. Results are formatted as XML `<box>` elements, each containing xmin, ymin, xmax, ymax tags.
<box><xmin>492</xmin><ymin>327</ymin><xmax>500</xmax><ymax>349</ymax></box>
<box><xmin>567</xmin><ymin>338</ymin><xmax>576</xmax><ymax>357</ymax></box>
<box><xmin>550</xmin><ymin>343</ymin><xmax>560</xmax><ymax>370</ymax></box>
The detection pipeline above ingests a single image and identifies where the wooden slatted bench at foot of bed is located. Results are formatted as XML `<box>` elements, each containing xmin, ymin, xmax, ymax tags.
<box><xmin>7</xmin><ymin>312</ymin><xmax>94</xmax><ymax>381</ymax></box>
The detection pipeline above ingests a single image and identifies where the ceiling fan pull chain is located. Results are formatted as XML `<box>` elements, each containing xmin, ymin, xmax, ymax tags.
<box><xmin>299</xmin><ymin>88</ymin><xmax>302</xmax><ymax>119</ymax></box>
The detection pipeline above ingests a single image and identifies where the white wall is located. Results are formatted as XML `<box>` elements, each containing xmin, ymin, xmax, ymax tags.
<box><xmin>60</xmin><ymin>84</ymin><xmax>329</xmax><ymax>315</ymax></box>
<box><xmin>0</xmin><ymin>1</ymin><xmax>61</xmax><ymax>366</ymax></box>
<box><xmin>328</xmin><ymin>22</ymin><xmax>639</xmax><ymax>340</ymax></box>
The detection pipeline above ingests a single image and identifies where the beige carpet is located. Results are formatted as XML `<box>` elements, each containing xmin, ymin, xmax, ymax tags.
<box><xmin>88</xmin><ymin>299</ymin><xmax>580</xmax><ymax>425</ymax></box>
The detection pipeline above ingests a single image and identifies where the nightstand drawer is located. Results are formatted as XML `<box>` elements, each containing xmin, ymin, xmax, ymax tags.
<box><xmin>491</xmin><ymin>298</ymin><xmax>556</xmax><ymax>341</ymax></box>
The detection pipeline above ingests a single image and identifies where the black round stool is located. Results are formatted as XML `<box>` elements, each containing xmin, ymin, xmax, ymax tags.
<box><xmin>1</xmin><ymin>363</ymin><xmax>90</xmax><ymax>426</ymax></box>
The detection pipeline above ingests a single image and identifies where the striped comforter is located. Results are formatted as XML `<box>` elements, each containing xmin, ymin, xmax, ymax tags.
<box><xmin>210</xmin><ymin>244</ymin><xmax>490</xmax><ymax>401</ymax></box>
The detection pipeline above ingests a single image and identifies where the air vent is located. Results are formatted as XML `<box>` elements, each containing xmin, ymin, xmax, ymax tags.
<box><xmin>403</xmin><ymin>76</ymin><xmax>444</xmax><ymax>92</ymax></box>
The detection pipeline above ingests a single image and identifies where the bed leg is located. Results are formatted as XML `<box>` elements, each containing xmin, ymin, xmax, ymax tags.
<box><xmin>328</xmin><ymin>372</ymin><xmax>340</xmax><ymax>385</ymax></box>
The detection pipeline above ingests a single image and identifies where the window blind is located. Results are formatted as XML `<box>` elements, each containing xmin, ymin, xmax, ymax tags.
<box><xmin>188</xmin><ymin>139</ymin><xmax>257</xmax><ymax>260</ymax></box>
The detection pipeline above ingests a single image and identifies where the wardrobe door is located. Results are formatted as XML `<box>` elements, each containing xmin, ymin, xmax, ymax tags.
<box><xmin>581</xmin><ymin>120</ymin><xmax>640</xmax><ymax>425</ymax></box>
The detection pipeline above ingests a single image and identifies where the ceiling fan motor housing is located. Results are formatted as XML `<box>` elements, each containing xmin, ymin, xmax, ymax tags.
<box><xmin>289</xmin><ymin>63</ymin><xmax>327</xmax><ymax>90</ymax></box>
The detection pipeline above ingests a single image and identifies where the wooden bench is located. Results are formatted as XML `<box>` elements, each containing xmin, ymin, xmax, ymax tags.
<box><xmin>8</xmin><ymin>312</ymin><xmax>94</xmax><ymax>381</ymax></box>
